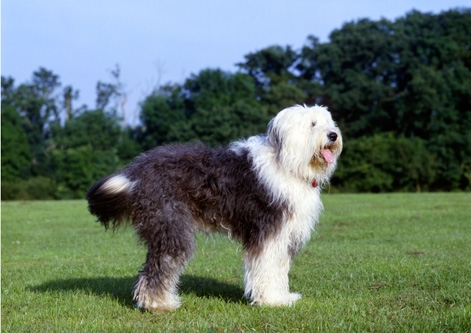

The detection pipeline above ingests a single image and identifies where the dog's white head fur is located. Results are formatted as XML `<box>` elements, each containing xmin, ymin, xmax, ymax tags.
<box><xmin>266</xmin><ymin>105</ymin><xmax>342</xmax><ymax>186</ymax></box>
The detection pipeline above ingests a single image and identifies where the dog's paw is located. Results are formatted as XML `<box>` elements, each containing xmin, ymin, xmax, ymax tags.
<box><xmin>134</xmin><ymin>294</ymin><xmax>181</xmax><ymax>312</ymax></box>
<box><xmin>286</xmin><ymin>292</ymin><xmax>302</xmax><ymax>305</ymax></box>
<box><xmin>251</xmin><ymin>292</ymin><xmax>302</xmax><ymax>307</ymax></box>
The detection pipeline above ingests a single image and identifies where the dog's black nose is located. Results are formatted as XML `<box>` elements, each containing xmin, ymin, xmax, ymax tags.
<box><xmin>328</xmin><ymin>132</ymin><xmax>338</xmax><ymax>142</ymax></box>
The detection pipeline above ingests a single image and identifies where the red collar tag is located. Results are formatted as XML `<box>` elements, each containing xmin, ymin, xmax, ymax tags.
<box><xmin>312</xmin><ymin>180</ymin><xmax>318</xmax><ymax>188</ymax></box>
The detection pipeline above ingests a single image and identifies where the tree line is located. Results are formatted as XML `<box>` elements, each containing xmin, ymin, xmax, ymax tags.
<box><xmin>2</xmin><ymin>8</ymin><xmax>470</xmax><ymax>199</ymax></box>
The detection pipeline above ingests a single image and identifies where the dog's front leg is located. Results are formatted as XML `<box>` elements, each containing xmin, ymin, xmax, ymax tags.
<box><xmin>243</xmin><ymin>236</ymin><xmax>301</xmax><ymax>306</ymax></box>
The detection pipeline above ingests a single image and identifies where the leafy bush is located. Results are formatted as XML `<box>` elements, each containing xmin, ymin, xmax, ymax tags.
<box><xmin>333</xmin><ymin>133</ymin><xmax>436</xmax><ymax>192</ymax></box>
<box><xmin>1</xmin><ymin>177</ymin><xmax>57</xmax><ymax>200</ymax></box>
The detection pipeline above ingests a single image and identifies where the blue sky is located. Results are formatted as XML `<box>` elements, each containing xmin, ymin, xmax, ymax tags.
<box><xmin>2</xmin><ymin>0</ymin><xmax>469</xmax><ymax>124</ymax></box>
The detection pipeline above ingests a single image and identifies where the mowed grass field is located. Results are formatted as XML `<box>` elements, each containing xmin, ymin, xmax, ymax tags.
<box><xmin>2</xmin><ymin>193</ymin><xmax>470</xmax><ymax>332</ymax></box>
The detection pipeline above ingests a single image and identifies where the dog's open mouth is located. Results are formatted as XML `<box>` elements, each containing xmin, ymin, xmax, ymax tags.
<box><xmin>321</xmin><ymin>148</ymin><xmax>334</xmax><ymax>163</ymax></box>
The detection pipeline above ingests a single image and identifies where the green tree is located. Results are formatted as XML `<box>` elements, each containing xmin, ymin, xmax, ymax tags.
<box><xmin>1</xmin><ymin>68</ymin><xmax>62</xmax><ymax>177</ymax></box>
<box><xmin>263</xmin><ymin>81</ymin><xmax>306</xmax><ymax>115</ymax></box>
<box><xmin>1</xmin><ymin>68</ymin><xmax>141</xmax><ymax>199</ymax></box>
<box><xmin>138</xmin><ymin>69</ymin><xmax>269</xmax><ymax>147</ymax></box>
<box><xmin>299</xmin><ymin>9</ymin><xmax>471</xmax><ymax>190</ymax></box>
<box><xmin>50</xmin><ymin>110</ymin><xmax>136</xmax><ymax>198</ymax></box>
<box><xmin>52</xmin><ymin>110</ymin><xmax>122</xmax><ymax>151</ymax></box>
<box><xmin>138</xmin><ymin>84</ymin><xmax>186</xmax><ymax>149</ymax></box>
<box><xmin>393</xmin><ymin>9</ymin><xmax>471</xmax><ymax>190</ymax></box>
<box><xmin>237</xmin><ymin>45</ymin><xmax>307</xmax><ymax>111</ymax></box>
<box><xmin>95</xmin><ymin>64</ymin><xmax>123</xmax><ymax>111</ymax></box>
<box><xmin>62</xmin><ymin>85</ymin><xmax>81</xmax><ymax>121</ymax></box>
<box><xmin>237</xmin><ymin>45</ymin><xmax>298</xmax><ymax>91</ymax></box>
<box><xmin>181</xmin><ymin>69</ymin><xmax>269</xmax><ymax>145</ymax></box>
<box><xmin>1</xmin><ymin>105</ymin><xmax>31</xmax><ymax>181</ymax></box>
<box><xmin>333</xmin><ymin>133</ymin><xmax>437</xmax><ymax>192</ymax></box>
<box><xmin>298</xmin><ymin>19</ymin><xmax>398</xmax><ymax>137</ymax></box>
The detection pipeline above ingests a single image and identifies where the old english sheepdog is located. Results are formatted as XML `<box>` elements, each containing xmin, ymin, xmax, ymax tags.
<box><xmin>86</xmin><ymin>104</ymin><xmax>342</xmax><ymax>311</ymax></box>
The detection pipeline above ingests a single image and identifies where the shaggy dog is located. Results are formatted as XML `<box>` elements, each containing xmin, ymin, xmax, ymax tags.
<box><xmin>86</xmin><ymin>104</ymin><xmax>342</xmax><ymax>311</ymax></box>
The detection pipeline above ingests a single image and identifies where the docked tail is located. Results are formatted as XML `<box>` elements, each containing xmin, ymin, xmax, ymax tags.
<box><xmin>86</xmin><ymin>174</ymin><xmax>135</xmax><ymax>229</ymax></box>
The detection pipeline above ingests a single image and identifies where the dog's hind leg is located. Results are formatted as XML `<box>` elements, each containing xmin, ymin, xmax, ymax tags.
<box><xmin>133</xmin><ymin>250</ymin><xmax>192</xmax><ymax>311</ymax></box>
<box><xmin>243</xmin><ymin>235</ymin><xmax>301</xmax><ymax>307</ymax></box>
<box><xmin>132</xmin><ymin>206</ymin><xmax>196</xmax><ymax>311</ymax></box>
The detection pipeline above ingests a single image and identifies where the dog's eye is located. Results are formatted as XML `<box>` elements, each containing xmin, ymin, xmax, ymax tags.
<box><xmin>311</xmin><ymin>121</ymin><xmax>316</xmax><ymax>127</ymax></box>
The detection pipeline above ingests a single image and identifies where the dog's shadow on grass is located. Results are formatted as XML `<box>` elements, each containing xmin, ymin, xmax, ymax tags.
<box><xmin>30</xmin><ymin>275</ymin><xmax>245</xmax><ymax>309</ymax></box>
<box><xmin>179</xmin><ymin>275</ymin><xmax>246</xmax><ymax>304</ymax></box>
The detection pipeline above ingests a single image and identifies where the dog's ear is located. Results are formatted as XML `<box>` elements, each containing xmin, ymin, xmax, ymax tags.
<box><xmin>267</xmin><ymin>118</ymin><xmax>282</xmax><ymax>150</ymax></box>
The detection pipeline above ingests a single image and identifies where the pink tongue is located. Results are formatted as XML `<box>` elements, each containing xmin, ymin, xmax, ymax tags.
<box><xmin>322</xmin><ymin>149</ymin><xmax>334</xmax><ymax>163</ymax></box>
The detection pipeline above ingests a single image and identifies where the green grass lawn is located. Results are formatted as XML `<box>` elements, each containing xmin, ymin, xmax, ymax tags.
<box><xmin>2</xmin><ymin>193</ymin><xmax>470</xmax><ymax>332</ymax></box>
